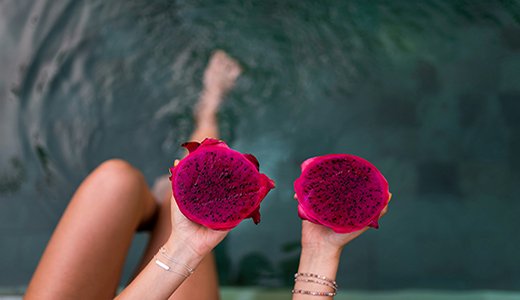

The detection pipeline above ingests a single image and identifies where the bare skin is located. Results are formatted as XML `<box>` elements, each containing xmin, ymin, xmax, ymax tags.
<box><xmin>25</xmin><ymin>49</ymin><xmax>390</xmax><ymax>299</ymax></box>
<box><xmin>132</xmin><ymin>51</ymin><xmax>242</xmax><ymax>299</ymax></box>
<box><xmin>25</xmin><ymin>159</ymin><xmax>157</xmax><ymax>300</ymax></box>
<box><xmin>194</xmin><ymin>50</ymin><xmax>242</xmax><ymax>141</ymax></box>
<box><xmin>115</xmin><ymin>195</ymin><xmax>229</xmax><ymax>300</ymax></box>
<box><xmin>25</xmin><ymin>50</ymin><xmax>242</xmax><ymax>300</ymax></box>
<box><xmin>292</xmin><ymin>206</ymin><xmax>388</xmax><ymax>300</ymax></box>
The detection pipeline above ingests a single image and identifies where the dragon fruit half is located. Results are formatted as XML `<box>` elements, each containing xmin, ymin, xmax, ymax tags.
<box><xmin>294</xmin><ymin>154</ymin><xmax>390</xmax><ymax>233</ymax></box>
<box><xmin>170</xmin><ymin>138</ymin><xmax>275</xmax><ymax>230</ymax></box>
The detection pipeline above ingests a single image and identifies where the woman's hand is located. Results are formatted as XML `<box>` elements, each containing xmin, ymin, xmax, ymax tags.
<box><xmin>166</xmin><ymin>159</ymin><xmax>230</xmax><ymax>258</ymax></box>
<box><xmin>293</xmin><ymin>204</ymin><xmax>389</xmax><ymax>299</ymax></box>
<box><xmin>117</xmin><ymin>161</ymin><xmax>230</xmax><ymax>300</ymax></box>
<box><xmin>167</xmin><ymin>196</ymin><xmax>229</xmax><ymax>258</ymax></box>
<box><xmin>300</xmin><ymin>204</ymin><xmax>389</xmax><ymax>256</ymax></box>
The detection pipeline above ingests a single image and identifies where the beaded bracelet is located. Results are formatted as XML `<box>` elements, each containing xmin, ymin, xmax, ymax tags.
<box><xmin>292</xmin><ymin>288</ymin><xmax>336</xmax><ymax>297</ymax></box>
<box><xmin>295</xmin><ymin>272</ymin><xmax>338</xmax><ymax>289</ymax></box>
<box><xmin>294</xmin><ymin>277</ymin><xmax>338</xmax><ymax>291</ymax></box>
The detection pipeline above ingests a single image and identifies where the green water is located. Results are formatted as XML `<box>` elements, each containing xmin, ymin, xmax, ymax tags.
<box><xmin>0</xmin><ymin>0</ymin><xmax>519</xmax><ymax>291</ymax></box>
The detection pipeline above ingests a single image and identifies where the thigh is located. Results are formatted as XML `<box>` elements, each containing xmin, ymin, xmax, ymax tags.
<box><xmin>25</xmin><ymin>159</ymin><xmax>157</xmax><ymax>300</ymax></box>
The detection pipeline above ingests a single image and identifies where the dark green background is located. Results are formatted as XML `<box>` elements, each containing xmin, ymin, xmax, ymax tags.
<box><xmin>1</xmin><ymin>0</ymin><xmax>519</xmax><ymax>290</ymax></box>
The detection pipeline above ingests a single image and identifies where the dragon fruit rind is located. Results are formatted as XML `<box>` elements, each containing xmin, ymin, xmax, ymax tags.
<box><xmin>294</xmin><ymin>154</ymin><xmax>390</xmax><ymax>233</ymax></box>
<box><xmin>170</xmin><ymin>138</ymin><xmax>275</xmax><ymax>230</ymax></box>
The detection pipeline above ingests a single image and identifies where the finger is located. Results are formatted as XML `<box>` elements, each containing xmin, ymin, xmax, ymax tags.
<box><xmin>342</xmin><ymin>226</ymin><xmax>371</xmax><ymax>241</ymax></box>
<box><xmin>209</xmin><ymin>227</ymin><xmax>232</xmax><ymax>234</ymax></box>
<box><xmin>355</xmin><ymin>226</ymin><xmax>370</xmax><ymax>236</ymax></box>
<box><xmin>379</xmin><ymin>205</ymin><xmax>389</xmax><ymax>217</ymax></box>
<box><xmin>174</xmin><ymin>159</ymin><xmax>180</xmax><ymax>167</ymax></box>
<box><xmin>169</xmin><ymin>195</ymin><xmax>177</xmax><ymax>213</ymax></box>
<box><xmin>170</xmin><ymin>195</ymin><xmax>183</xmax><ymax>216</ymax></box>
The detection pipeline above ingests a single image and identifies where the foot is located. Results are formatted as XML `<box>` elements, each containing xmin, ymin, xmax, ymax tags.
<box><xmin>195</xmin><ymin>51</ymin><xmax>242</xmax><ymax>121</ymax></box>
<box><xmin>203</xmin><ymin>50</ymin><xmax>242</xmax><ymax>95</ymax></box>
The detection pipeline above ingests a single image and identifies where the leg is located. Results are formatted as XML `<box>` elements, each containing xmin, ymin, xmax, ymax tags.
<box><xmin>135</xmin><ymin>50</ymin><xmax>242</xmax><ymax>300</ymax></box>
<box><xmin>25</xmin><ymin>160</ymin><xmax>158</xmax><ymax>300</ymax></box>
<box><xmin>191</xmin><ymin>50</ymin><xmax>242</xmax><ymax>142</ymax></box>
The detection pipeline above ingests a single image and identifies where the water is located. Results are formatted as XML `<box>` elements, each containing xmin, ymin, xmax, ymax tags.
<box><xmin>1</xmin><ymin>0</ymin><xmax>520</xmax><ymax>290</ymax></box>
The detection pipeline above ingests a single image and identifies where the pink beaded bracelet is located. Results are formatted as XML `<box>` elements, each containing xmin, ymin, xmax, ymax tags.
<box><xmin>292</xmin><ymin>288</ymin><xmax>336</xmax><ymax>297</ymax></box>
<box><xmin>295</xmin><ymin>272</ymin><xmax>338</xmax><ymax>289</ymax></box>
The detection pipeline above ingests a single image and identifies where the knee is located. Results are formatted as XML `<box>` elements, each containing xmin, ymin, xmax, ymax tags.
<box><xmin>91</xmin><ymin>159</ymin><xmax>145</xmax><ymax>192</ymax></box>
<box><xmin>79</xmin><ymin>159</ymin><xmax>156</xmax><ymax>228</ymax></box>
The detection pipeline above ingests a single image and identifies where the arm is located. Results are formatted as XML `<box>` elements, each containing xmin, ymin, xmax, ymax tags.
<box><xmin>292</xmin><ymin>207</ymin><xmax>388</xmax><ymax>299</ymax></box>
<box><xmin>116</xmin><ymin>197</ymin><xmax>229</xmax><ymax>300</ymax></box>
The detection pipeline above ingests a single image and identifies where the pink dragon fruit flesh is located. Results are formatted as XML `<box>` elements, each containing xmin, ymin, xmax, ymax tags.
<box><xmin>170</xmin><ymin>138</ymin><xmax>275</xmax><ymax>230</ymax></box>
<box><xmin>294</xmin><ymin>154</ymin><xmax>390</xmax><ymax>233</ymax></box>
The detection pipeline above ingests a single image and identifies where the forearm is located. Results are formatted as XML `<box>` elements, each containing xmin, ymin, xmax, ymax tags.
<box><xmin>292</xmin><ymin>246</ymin><xmax>342</xmax><ymax>300</ymax></box>
<box><xmin>116</xmin><ymin>237</ymin><xmax>204</xmax><ymax>300</ymax></box>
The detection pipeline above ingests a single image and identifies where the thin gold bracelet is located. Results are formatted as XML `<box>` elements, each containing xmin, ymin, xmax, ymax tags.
<box><xmin>154</xmin><ymin>256</ymin><xmax>190</xmax><ymax>278</ymax></box>
<box><xmin>159</xmin><ymin>247</ymin><xmax>195</xmax><ymax>275</ymax></box>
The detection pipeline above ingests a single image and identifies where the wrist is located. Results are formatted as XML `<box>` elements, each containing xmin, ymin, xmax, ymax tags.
<box><xmin>299</xmin><ymin>247</ymin><xmax>342</xmax><ymax>267</ymax></box>
<box><xmin>163</xmin><ymin>236</ymin><xmax>206</xmax><ymax>270</ymax></box>
<box><xmin>301</xmin><ymin>242</ymin><xmax>343</xmax><ymax>259</ymax></box>
<box><xmin>298</xmin><ymin>246</ymin><xmax>342</xmax><ymax>280</ymax></box>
